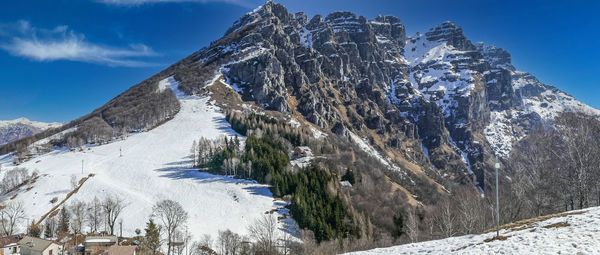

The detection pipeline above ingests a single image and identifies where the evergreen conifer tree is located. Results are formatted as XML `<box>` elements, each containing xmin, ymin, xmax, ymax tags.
<box><xmin>58</xmin><ymin>207</ymin><xmax>70</xmax><ymax>234</ymax></box>
<box><xmin>144</xmin><ymin>219</ymin><xmax>161</xmax><ymax>255</ymax></box>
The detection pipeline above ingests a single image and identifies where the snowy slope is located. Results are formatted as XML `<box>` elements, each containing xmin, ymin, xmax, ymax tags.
<box><xmin>345</xmin><ymin>207</ymin><xmax>600</xmax><ymax>254</ymax></box>
<box><xmin>0</xmin><ymin>77</ymin><xmax>291</xmax><ymax>240</ymax></box>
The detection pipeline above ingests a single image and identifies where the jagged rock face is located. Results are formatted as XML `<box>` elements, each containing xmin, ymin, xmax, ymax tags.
<box><xmin>186</xmin><ymin>1</ymin><xmax>600</xmax><ymax>190</ymax></box>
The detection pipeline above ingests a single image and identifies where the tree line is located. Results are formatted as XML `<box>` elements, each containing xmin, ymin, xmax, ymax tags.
<box><xmin>508</xmin><ymin>112</ymin><xmax>600</xmax><ymax>216</ymax></box>
<box><xmin>2</xmin><ymin>74</ymin><xmax>181</xmax><ymax>162</ymax></box>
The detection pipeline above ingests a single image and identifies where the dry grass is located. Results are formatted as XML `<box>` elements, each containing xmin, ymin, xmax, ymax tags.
<box><xmin>206</xmin><ymin>78</ymin><xmax>245</xmax><ymax>110</ymax></box>
<box><xmin>454</xmin><ymin>235</ymin><xmax>511</xmax><ymax>251</ymax></box>
<box><xmin>484</xmin><ymin>210</ymin><xmax>585</xmax><ymax>234</ymax></box>
<box><xmin>47</xmin><ymin>209</ymin><xmax>59</xmax><ymax>219</ymax></box>
<box><xmin>510</xmin><ymin>223</ymin><xmax>534</xmax><ymax>232</ymax></box>
<box><xmin>543</xmin><ymin>222</ymin><xmax>570</xmax><ymax>229</ymax></box>
<box><xmin>36</xmin><ymin>175</ymin><xmax>92</xmax><ymax>225</ymax></box>
<box><xmin>385</xmin><ymin>176</ymin><xmax>419</xmax><ymax>207</ymax></box>
<box><xmin>483</xmin><ymin>235</ymin><xmax>510</xmax><ymax>243</ymax></box>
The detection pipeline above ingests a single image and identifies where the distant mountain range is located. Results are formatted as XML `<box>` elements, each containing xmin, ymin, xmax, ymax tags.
<box><xmin>0</xmin><ymin>118</ymin><xmax>62</xmax><ymax>145</ymax></box>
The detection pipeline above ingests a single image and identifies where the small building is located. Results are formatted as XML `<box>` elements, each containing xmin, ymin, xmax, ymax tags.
<box><xmin>18</xmin><ymin>236</ymin><xmax>62</xmax><ymax>255</ymax></box>
<box><xmin>3</xmin><ymin>243</ymin><xmax>20</xmax><ymax>255</ymax></box>
<box><xmin>292</xmin><ymin>146</ymin><xmax>313</xmax><ymax>159</ymax></box>
<box><xmin>0</xmin><ymin>235</ymin><xmax>24</xmax><ymax>255</ymax></box>
<box><xmin>84</xmin><ymin>236</ymin><xmax>117</xmax><ymax>255</ymax></box>
<box><xmin>101</xmin><ymin>246</ymin><xmax>135</xmax><ymax>255</ymax></box>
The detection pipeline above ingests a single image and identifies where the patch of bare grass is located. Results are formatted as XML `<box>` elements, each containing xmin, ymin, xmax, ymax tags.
<box><xmin>484</xmin><ymin>210</ymin><xmax>585</xmax><ymax>233</ymax></box>
<box><xmin>543</xmin><ymin>222</ymin><xmax>570</xmax><ymax>229</ymax></box>
<box><xmin>483</xmin><ymin>235</ymin><xmax>510</xmax><ymax>242</ymax></box>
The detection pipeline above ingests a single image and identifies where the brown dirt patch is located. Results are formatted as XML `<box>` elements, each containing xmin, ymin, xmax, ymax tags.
<box><xmin>543</xmin><ymin>222</ymin><xmax>570</xmax><ymax>229</ymax></box>
<box><xmin>484</xmin><ymin>235</ymin><xmax>510</xmax><ymax>242</ymax></box>
<box><xmin>484</xmin><ymin>210</ymin><xmax>585</xmax><ymax>233</ymax></box>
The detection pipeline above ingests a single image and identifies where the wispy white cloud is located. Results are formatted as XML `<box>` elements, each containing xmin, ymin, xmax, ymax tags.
<box><xmin>0</xmin><ymin>20</ymin><xmax>157</xmax><ymax>67</ymax></box>
<box><xmin>96</xmin><ymin>0</ymin><xmax>254</xmax><ymax>8</ymax></box>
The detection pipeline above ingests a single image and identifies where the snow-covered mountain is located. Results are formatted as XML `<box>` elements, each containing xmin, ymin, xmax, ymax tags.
<box><xmin>0</xmin><ymin>118</ymin><xmax>62</xmax><ymax>145</ymax></box>
<box><xmin>185</xmin><ymin>3</ymin><xmax>600</xmax><ymax>191</ymax></box>
<box><xmin>1</xmin><ymin>1</ymin><xmax>599</xmax><ymax>248</ymax></box>
<box><xmin>344</xmin><ymin>206</ymin><xmax>600</xmax><ymax>254</ymax></box>
<box><xmin>0</xmin><ymin>78</ymin><xmax>293</xmax><ymax>240</ymax></box>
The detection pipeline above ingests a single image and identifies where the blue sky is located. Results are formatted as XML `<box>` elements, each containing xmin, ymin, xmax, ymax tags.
<box><xmin>0</xmin><ymin>0</ymin><xmax>598</xmax><ymax>122</ymax></box>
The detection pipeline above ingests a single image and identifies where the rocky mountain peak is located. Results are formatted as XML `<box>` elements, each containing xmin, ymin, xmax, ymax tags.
<box><xmin>371</xmin><ymin>15</ymin><xmax>406</xmax><ymax>46</ymax></box>
<box><xmin>425</xmin><ymin>21</ymin><xmax>475</xmax><ymax>51</ymax></box>
<box><xmin>150</xmin><ymin>1</ymin><xmax>600</xmax><ymax>194</ymax></box>
<box><xmin>224</xmin><ymin>0</ymin><xmax>291</xmax><ymax>36</ymax></box>
<box><xmin>476</xmin><ymin>42</ymin><xmax>514</xmax><ymax>71</ymax></box>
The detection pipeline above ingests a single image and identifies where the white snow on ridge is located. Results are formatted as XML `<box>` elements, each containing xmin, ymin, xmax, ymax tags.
<box><xmin>403</xmin><ymin>35</ymin><xmax>477</xmax><ymax>118</ymax></box>
<box><xmin>484</xmin><ymin>110</ymin><xmax>522</xmax><ymax>158</ymax></box>
<box><xmin>345</xmin><ymin>206</ymin><xmax>600</xmax><ymax>255</ymax></box>
<box><xmin>0</xmin><ymin>77</ymin><xmax>290</xmax><ymax>241</ymax></box>
<box><xmin>348</xmin><ymin>132</ymin><xmax>406</xmax><ymax>178</ymax></box>
<box><xmin>301</xmin><ymin>27</ymin><xmax>313</xmax><ymax>48</ymax></box>
<box><xmin>522</xmin><ymin>89</ymin><xmax>600</xmax><ymax>120</ymax></box>
<box><xmin>0</xmin><ymin>118</ymin><xmax>62</xmax><ymax>130</ymax></box>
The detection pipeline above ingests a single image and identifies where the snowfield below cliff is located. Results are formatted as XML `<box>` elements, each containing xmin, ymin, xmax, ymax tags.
<box><xmin>346</xmin><ymin>207</ymin><xmax>600</xmax><ymax>254</ymax></box>
<box><xmin>0</xmin><ymin>77</ymin><xmax>291</xmax><ymax>241</ymax></box>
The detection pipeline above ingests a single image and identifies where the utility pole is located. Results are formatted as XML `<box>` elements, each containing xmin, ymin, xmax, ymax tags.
<box><xmin>119</xmin><ymin>219</ymin><xmax>123</xmax><ymax>241</ymax></box>
<box><xmin>81</xmin><ymin>159</ymin><xmax>84</xmax><ymax>175</ymax></box>
<box><xmin>185</xmin><ymin>226</ymin><xmax>189</xmax><ymax>255</ymax></box>
<box><xmin>495</xmin><ymin>157</ymin><xmax>501</xmax><ymax>237</ymax></box>
<box><xmin>120</xmin><ymin>147</ymin><xmax>122</xmax><ymax>157</ymax></box>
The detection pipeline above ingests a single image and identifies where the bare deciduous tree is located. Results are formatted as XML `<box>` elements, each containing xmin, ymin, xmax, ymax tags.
<box><xmin>0</xmin><ymin>168</ymin><xmax>29</xmax><ymax>194</ymax></box>
<box><xmin>70</xmin><ymin>200</ymin><xmax>86</xmax><ymax>234</ymax></box>
<box><xmin>152</xmin><ymin>199</ymin><xmax>188</xmax><ymax>255</ymax></box>
<box><xmin>405</xmin><ymin>208</ymin><xmax>420</xmax><ymax>243</ymax></box>
<box><xmin>70</xmin><ymin>174</ymin><xmax>79</xmax><ymax>190</ymax></box>
<box><xmin>87</xmin><ymin>196</ymin><xmax>102</xmax><ymax>233</ymax></box>
<box><xmin>432</xmin><ymin>197</ymin><xmax>457</xmax><ymax>238</ymax></box>
<box><xmin>102</xmin><ymin>195</ymin><xmax>126</xmax><ymax>235</ymax></box>
<box><xmin>0</xmin><ymin>201</ymin><xmax>26</xmax><ymax>236</ymax></box>
<box><xmin>216</xmin><ymin>230</ymin><xmax>242</xmax><ymax>255</ymax></box>
<box><xmin>247</xmin><ymin>215</ymin><xmax>278</xmax><ymax>254</ymax></box>
<box><xmin>190</xmin><ymin>234</ymin><xmax>215</xmax><ymax>255</ymax></box>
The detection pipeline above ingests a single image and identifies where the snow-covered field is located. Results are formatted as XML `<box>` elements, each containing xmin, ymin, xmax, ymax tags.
<box><xmin>345</xmin><ymin>207</ymin><xmax>600</xmax><ymax>254</ymax></box>
<box><xmin>0</xmin><ymin>77</ymin><xmax>291</xmax><ymax>241</ymax></box>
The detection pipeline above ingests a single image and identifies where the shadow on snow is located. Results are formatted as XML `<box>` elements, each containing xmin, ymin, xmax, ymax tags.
<box><xmin>154</xmin><ymin>158</ymin><xmax>272</xmax><ymax>199</ymax></box>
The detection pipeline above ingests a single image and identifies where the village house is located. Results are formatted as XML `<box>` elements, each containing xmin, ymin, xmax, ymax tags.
<box><xmin>291</xmin><ymin>146</ymin><xmax>313</xmax><ymax>159</ymax></box>
<box><xmin>18</xmin><ymin>236</ymin><xmax>62</xmax><ymax>255</ymax></box>
<box><xmin>83</xmin><ymin>236</ymin><xmax>117</xmax><ymax>255</ymax></box>
<box><xmin>0</xmin><ymin>235</ymin><xmax>24</xmax><ymax>255</ymax></box>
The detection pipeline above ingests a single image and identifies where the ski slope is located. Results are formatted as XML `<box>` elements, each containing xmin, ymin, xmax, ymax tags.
<box><xmin>0</xmin><ymin>77</ymin><xmax>290</xmax><ymax>241</ymax></box>
<box><xmin>345</xmin><ymin>207</ymin><xmax>600</xmax><ymax>254</ymax></box>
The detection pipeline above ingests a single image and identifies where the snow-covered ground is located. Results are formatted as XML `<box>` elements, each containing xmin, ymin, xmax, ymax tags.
<box><xmin>345</xmin><ymin>207</ymin><xmax>600</xmax><ymax>254</ymax></box>
<box><xmin>0</xmin><ymin>77</ymin><xmax>291</xmax><ymax>241</ymax></box>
